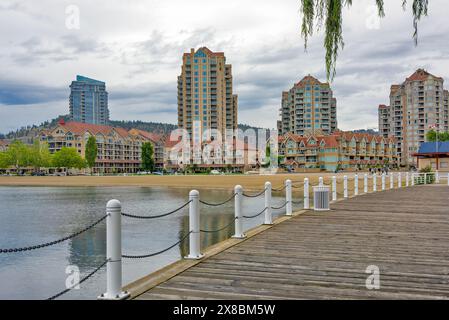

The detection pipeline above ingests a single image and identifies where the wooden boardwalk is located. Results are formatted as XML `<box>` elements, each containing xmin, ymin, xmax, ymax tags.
<box><xmin>131</xmin><ymin>185</ymin><xmax>449</xmax><ymax>300</ymax></box>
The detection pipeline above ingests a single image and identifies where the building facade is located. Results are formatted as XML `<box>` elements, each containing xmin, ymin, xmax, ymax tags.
<box><xmin>177</xmin><ymin>47</ymin><xmax>238</xmax><ymax>143</ymax></box>
<box><xmin>414</xmin><ymin>142</ymin><xmax>449</xmax><ymax>171</ymax></box>
<box><xmin>278</xmin><ymin>75</ymin><xmax>337</xmax><ymax>136</ymax></box>
<box><xmin>70</xmin><ymin>75</ymin><xmax>109</xmax><ymax>125</ymax></box>
<box><xmin>378</xmin><ymin>69</ymin><xmax>449</xmax><ymax>166</ymax></box>
<box><xmin>40</xmin><ymin>120</ymin><xmax>148</xmax><ymax>173</ymax></box>
<box><xmin>279</xmin><ymin>132</ymin><xmax>398</xmax><ymax>172</ymax></box>
<box><xmin>128</xmin><ymin>129</ymin><xmax>166</xmax><ymax>171</ymax></box>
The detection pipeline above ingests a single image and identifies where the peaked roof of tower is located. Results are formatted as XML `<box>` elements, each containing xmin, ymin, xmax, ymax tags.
<box><xmin>183</xmin><ymin>47</ymin><xmax>225</xmax><ymax>57</ymax></box>
<box><xmin>75</xmin><ymin>75</ymin><xmax>105</xmax><ymax>85</ymax></box>
<box><xmin>294</xmin><ymin>75</ymin><xmax>328</xmax><ymax>88</ymax></box>
<box><xmin>406</xmin><ymin>69</ymin><xmax>443</xmax><ymax>82</ymax></box>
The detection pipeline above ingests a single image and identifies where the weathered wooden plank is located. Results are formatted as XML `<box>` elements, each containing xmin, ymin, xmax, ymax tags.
<box><xmin>134</xmin><ymin>185</ymin><xmax>449</xmax><ymax>300</ymax></box>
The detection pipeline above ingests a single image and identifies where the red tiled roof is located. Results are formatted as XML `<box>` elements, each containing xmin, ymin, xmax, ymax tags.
<box><xmin>294</xmin><ymin>75</ymin><xmax>327</xmax><ymax>88</ymax></box>
<box><xmin>282</xmin><ymin>133</ymin><xmax>338</xmax><ymax>148</ymax></box>
<box><xmin>378</xmin><ymin>104</ymin><xmax>389</xmax><ymax>109</ymax></box>
<box><xmin>406</xmin><ymin>69</ymin><xmax>443</xmax><ymax>82</ymax></box>
<box><xmin>58</xmin><ymin>121</ymin><xmax>131</xmax><ymax>138</ymax></box>
<box><xmin>129</xmin><ymin>129</ymin><xmax>163</xmax><ymax>143</ymax></box>
<box><xmin>183</xmin><ymin>47</ymin><xmax>225</xmax><ymax>57</ymax></box>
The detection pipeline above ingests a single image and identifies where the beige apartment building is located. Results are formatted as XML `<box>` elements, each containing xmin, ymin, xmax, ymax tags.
<box><xmin>278</xmin><ymin>75</ymin><xmax>337</xmax><ymax>136</ymax></box>
<box><xmin>177</xmin><ymin>47</ymin><xmax>238</xmax><ymax>143</ymax></box>
<box><xmin>40</xmin><ymin>120</ymin><xmax>150</xmax><ymax>173</ymax></box>
<box><xmin>378</xmin><ymin>69</ymin><xmax>449</xmax><ymax>166</ymax></box>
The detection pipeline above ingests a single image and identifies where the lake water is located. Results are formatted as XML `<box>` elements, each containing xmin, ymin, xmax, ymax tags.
<box><xmin>0</xmin><ymin>186</ymin><xmax>292</xmax><ymax>300</ymax></box>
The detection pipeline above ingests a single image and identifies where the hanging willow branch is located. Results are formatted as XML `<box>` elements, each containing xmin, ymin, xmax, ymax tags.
<box><xmin>300</xmin><ymin>0</ymin><xmax>429</xmax><ymax>81</ymax></box>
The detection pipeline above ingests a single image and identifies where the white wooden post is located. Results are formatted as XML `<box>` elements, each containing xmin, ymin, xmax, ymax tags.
<box><xmin>406</xmin><ymin>172</ymin><xmax>409</xmax><ymax>187</ymax></box>
<box><xmin>436</xmin><ymin>170</ymin><xmax>440</xmax><ymax>183</ymax></box>
<box><xmin>411</xmin><ymin>173</ymin><xmax>415</xmax><ymax>186</ymax></box>
<box><xmin>354</xmin><ymin>174</ymin><xmax>358</xmax><ymax>196</ymax></box>
<box><xmin>264</xmin><ymin>182</ymin><xmax>273</xmax><ymax>225</ymax></box>
<box><xmin>398</xmin><ymin>173</ymin><xmax>402</xmax><ymax>188</ymax></box>
<box><xmin>332</xmin><ymin>176</ymin><xmax>337</xmax><ymax>201</ymax></box>
<box><xmin>343</xmin><ymin>175</ymin><xmax>348</xmax><ymax>198</ymax></box>
<box><xmin>381</xmin><ymin>173</ymin><xmax>386</xmax><ymax>191</ymax></box>
<box><xmin>186</xmin><ymin>190</ymin><xmax>203</xmax><ymax>259</ymax></box>
<box><xmin>286</xmin><ymin>180</ymin><xmax>292</xmax><ymax>216</ymax></box>
<box><xmin>232</xmin><ymin>185</ymin><xmax>245</xmax><ymax>239</ymax></box>
<box><xmin>319</xmin><ymin>177</ymin><xmax>324</xmax><ymax>186</ymax></box>
<box><xmin>99</xmin><ymin>200</ymin><xmax>129</xmax><ymax>300</ymax></box>
<box><xmin>304</xmin><ymin>178</ymin><xmax>309</xmax><ymax>209</ymax></box>
<box><xmin>424</xmin><ymin>173</ymin><xmax>427</xmax><ymax>185</ymax></box>
<box><xmin>364</xmin><ymin>173</ymin><xmax>368</xmax><ymax>193</ymax></box>
<box><xmin>447</xmin><ymin>173</ymin><xmax>449</xmax><ymax>186</ymax></box>
<box><xmin>373</xmin><ymin>173</ymin><xmax>377</xmax><ymax>192</ymax></box>
<box><xmin>390</xmin><ymin>172</ymin><xmax>394</xmax><ymax>189</ymax></box>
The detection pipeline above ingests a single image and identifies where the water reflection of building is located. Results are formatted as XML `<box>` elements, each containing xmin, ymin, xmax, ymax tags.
<box><xmin>179</xmin><ymin>212</ymin><xmax>235</xmax><ymax>256</ymax></box>
<box><xmin>68</xmin><ymin>223</ymin><xmax>106</xmax><ymax>269</ymax></box>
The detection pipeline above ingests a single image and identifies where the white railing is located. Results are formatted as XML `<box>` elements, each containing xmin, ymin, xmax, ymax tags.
<box><xmin>99</xmin><ymin>171</ymin><xmax>438</xmax><ymax>300</ymax></box>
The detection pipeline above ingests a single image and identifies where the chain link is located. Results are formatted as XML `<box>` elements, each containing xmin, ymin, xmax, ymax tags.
<box><xmin>200</xmin><ymin>217</ymin><xmax>237</xmax><ymax>233</ymax></box>
<box><xmin>122</xmin><ymin>231</ymin><xmax>192</xmax><ymax>259</ymax></box>
<box><xmin>121</xmin><ymin>201</ymin><xmax>191</xmax><ymax>220</ymax></box>
<box><xmin>47</xmin><ymin>258</ymin><xmax>109</xmax><ymax>300</ymax></box>
<box><xmin>243</xmin><ymin>207</ymin><xmax>267</xmax><ymax>219</ymax></box>
<box><xmin>199</xmin><ymin>193</ymin><xmax>237</xmax><ymax>206</ymax></box>
<box><xmin>242</xmin><ymin>188</ymin><xmax>267</xmax><ymax>198</ymax></box>
<box><xmin>272</xmin><ymin>185</ymin><xmax>287</xmax><ymax>192</ymax></box>
<box><xmin>0</xmin><ymin>214</ymin><xmax>108</xmax><ymax>254</ymax></box>
<box><xmin>271</xmin><ymin>201</ymin><xmax>288</xmax><ymax>210</ymax></box>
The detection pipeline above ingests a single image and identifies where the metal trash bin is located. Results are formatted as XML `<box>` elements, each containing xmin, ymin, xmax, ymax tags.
<box><xmin>313</xmin><ymin>186</ymin><xmax>330</xmax><ymax>211</ymax></box>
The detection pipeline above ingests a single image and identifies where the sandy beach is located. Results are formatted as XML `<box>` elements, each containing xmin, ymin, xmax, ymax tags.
<box><xmin>0</xmin><ymin>173</ymin><xmax>353</xmax><ymax>191</ymax></box>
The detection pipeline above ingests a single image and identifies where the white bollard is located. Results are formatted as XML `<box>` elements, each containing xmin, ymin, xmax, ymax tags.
<box><xmin>373</xmin><ymin>173</ymin><xmax>377</xmax><ymax>192</ymax></box>
<box><xmin>398</xmin><ymin>173</ymin><xmax>402</xmax><ymax>188</ymax></box>
<box><xmin>364</xmin><ymin>174</ymin><xmax>368</xmax><ymax>193</ymax></box>
<box><xmin>186</xmin><ymin>190</ymin><xmax>203</xmax><ymax>259</ymax></box>
<box><xmin>343</xmin><ymin>175</ymin><xmax>348</xmax><ymax>198</ymax></box>
<box><xmin>232</xmin><ymin>185</ymin><xmax>245</xmax><ymax>239</ymax></box>
<box><xmin>436</xmin><ymin>170</ymin><xmax>440</xmax><ymax>183</ymax></box>
<box><xmin>99</xmin><ymin>200</ymin><xmax>129</xmax><ymax>300</ymax></box>
<box><xmin>411</xmin><ymin>173</ymin><xmax>415</xmax><ymax>186</ymax></box>
<box><xmin>286</xmin><ymin>180</ymin><xmax>292</xmax><ymax>216</ymax></box>
<box><xmin>424</xmin><ymin>173</ymin><xmax>427</xmax><ymax>185</ymax></box>
<box><xmin>319</xmin><ymin>177</ymin><xmax>324</xmax><ymax>186</ymax></box>
<box><xmin>304</xmin><ymin>178</ymin><xmax>309</xmax><ymax>209</ymax></box>
<box><xmin>332</xmin><ymin>176</ymin><xmax>337</xmax><ymax>201</ymax></box>
<box><xmin>354</xmin><ymin>174</ymin><xmax>358</xmax><ymax>196</ymax></box>
<box><xmin>264</xmin><ymin>182</ymin><xmax>273</xmax><ymax>225</ymax></box>
<box><xmin>406</xmin><ymin>172</ymin><xmax>409</xmax><ymax>187</ymax></box>
<box><xmin>390</xmin><ymin>172</ymin><xmax>394</xmax><ymax>189</ymax></box>
<box><xmin>381</xmin><ymin>173</ymin><xmax>386</xmax><ymax>191</ymax></box>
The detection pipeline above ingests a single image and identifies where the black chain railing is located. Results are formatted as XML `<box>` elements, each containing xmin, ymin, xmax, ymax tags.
<box><xmin>122</xmin><ymin>231</ymin><xmax>192</xmax><ymax>259</ymax></box>
<box><xmin>0</xmin><ymin>214</ymin><xmax>108</xmax><ymax>254</ymax></box>
<box><xmin>47</xmin><ymin>258</ymin><xmax>109</xmax><ymax>300</ymax></box>
<box><xmin>200</xmin><ymin>217</ymin><xmax>237</xmax><ymax>233</ymax></box>
<box><xmin>243</xmin><ymin>207</ymin><xmax>267</xmax><ymax>219</ymax></box>
<box><xmin>271</xmin><ymin>201</ymin><xmax>288</xmax><ymax>210</ymax></box>
<box><xmin>199</xmin><ymin>193</ymin><xmax>237</xmax><ymax>206</ymax></box>
<box><xmin>242</xmin><ymin>188</ymin><xmax>267</xmax><ymax>198</ymax></box>
<box><xmin>121</xmin><ymin>200</ymin><xmax>191</xmax><ymax>220</ymax></box>
<box><xmin>272</xmin><ymin>185</ymin><xmax>287</xmax><ymax>192</ymax></box>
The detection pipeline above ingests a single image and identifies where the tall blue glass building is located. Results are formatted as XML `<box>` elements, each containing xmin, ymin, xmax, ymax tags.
<box><xmin>69</xmin><ymin>75</ymin><xmax>109</xmax><ymax>125</ymax></box>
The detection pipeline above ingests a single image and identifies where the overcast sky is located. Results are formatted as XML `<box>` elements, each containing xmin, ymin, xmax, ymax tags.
<box><xmin>1</xmin><ymin>0</ymin><xmax>448</xmax><ymax>134</ymax></box>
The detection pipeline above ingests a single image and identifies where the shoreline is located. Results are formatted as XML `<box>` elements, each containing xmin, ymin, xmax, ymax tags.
<box><xmin>0</xmin><ymin>173</ymin><xmax>351</xmax><ymax>191</ymax></box>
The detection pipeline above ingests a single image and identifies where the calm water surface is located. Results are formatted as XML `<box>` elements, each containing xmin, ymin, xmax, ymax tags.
<box><xmin>0</xmin><ymin>186</ymin><xmax>289</xmax><ymax>299</ymax></box>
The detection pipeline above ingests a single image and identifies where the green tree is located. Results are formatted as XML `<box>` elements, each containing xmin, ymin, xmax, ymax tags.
<box><xmin>0</xmin><ymin>152</ymin><xmax>9</xmax><ymax>169</ymax></box>
<box><xmin>141</xmin><ymin>142</ymin><xmax>155</xmax><ymax>172</ymax></box>
<box><xmin>29</xmin><ymin>140</ymin><xmax>52</xmax><ymax>171</ymax></box>
<box><xmin>300</xmin><ymin>0</ymin><xmax>429</xmax><ymax>80</ymax></box>
<box><xmin>52</xmin><ymin>147</ymin><xmax>86</xmax><ymax>169</ymax></box>
<box><xmin>85</xmin><ymin>136</ymin><xmax>98</xmax><ymax>174</ymax></box>
<box><xmin>5</xmin><ymin>140</ymin><xmax>32</xmax><ymax>169</ymax></box>
<box><xmin>426</xmin><ymin>130</ymin><xmax>449</xmax><ymax>142</ymax></box>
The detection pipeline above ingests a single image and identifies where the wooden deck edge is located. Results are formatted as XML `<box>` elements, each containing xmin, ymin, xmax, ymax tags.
<box><xmin>124</xmin><ymin>209</ymin><xmax>309</xmax><ymax>299</ymax></box>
